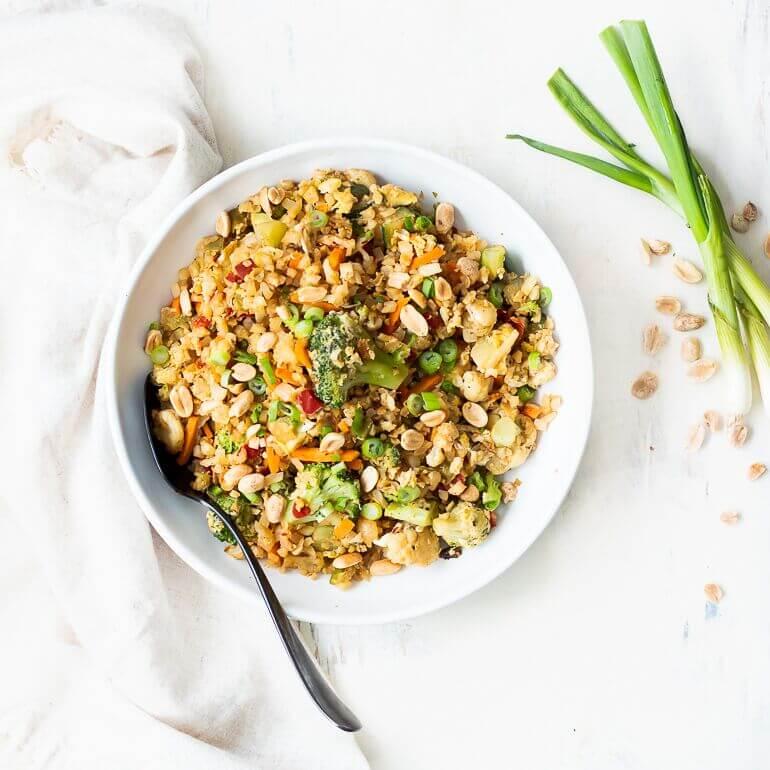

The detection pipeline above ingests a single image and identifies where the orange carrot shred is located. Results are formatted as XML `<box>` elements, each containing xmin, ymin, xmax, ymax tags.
<box><xmin>384</xmin><ymin>297</ymin><xmax>409</xmax><ymax>334</ymax></box>
<box><xmin>407</xmin><ymin>373</ymin><xmax>443</xmax><ymax>396</ymax></box>
<box><xmin>295</xmin><ymin>338</ymin><xmax>312</xmax><ymax>369</ymax></box>
<box><xmin>328</xmin><ymin>247</ymin><xmax>345</xmax><ymax>270</ymax></box>
<box><xmin>289</xmin><ymin>253</ymin><xmax>303</xmax><ymax>269</ymax></box>
<box><xmin>290</xmin><ymin>447</ymin><xmax>360</xmax><ymax>463</ymax></box>
<box><xmin>266</xmin><ymin>446</ymin><xmax>280</xmax><ymax>474</ymax></box>
<box><xmin>170</xmin><ymin>297</ymin><xmax>181</xmax><ymax>313</ymax></box>
<box><xmin>410</xmin><ymin>245</ymin><xmax>444</xmax><ymax>271</ymax></box>
<box><xmin>522</xmin><ymin>403</ymin><xmax>541</xmax><ymax>418</ymax></box>
<box><xmin>176</xmin><ymin>416</ymin><xmax>199</xmax><ymax>466</ymax></box>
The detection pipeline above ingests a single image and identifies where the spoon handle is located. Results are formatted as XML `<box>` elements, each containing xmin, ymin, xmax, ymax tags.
<box><xmin>208</xmin><ymin>503</ymin><xmax>362</xmax><ymax>732</ymax></box>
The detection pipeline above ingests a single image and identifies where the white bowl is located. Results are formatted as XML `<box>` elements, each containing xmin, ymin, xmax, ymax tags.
<box><xmin>105</xmin><ymin>138</ymin><xmax>593</xmax><ymax>625</ymax></box>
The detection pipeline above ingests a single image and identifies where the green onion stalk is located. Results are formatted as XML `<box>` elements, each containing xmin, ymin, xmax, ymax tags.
<box><xmin>508</xmin><ymin>19</ymin><xmax>770</xmax><ymax>417</ymax></box>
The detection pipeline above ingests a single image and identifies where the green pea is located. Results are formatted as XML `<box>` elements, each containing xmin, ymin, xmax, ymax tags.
<box><xmin>415</xmin><ymin>215</ymin><xmax>432</xmax><ymax>231</ymax></box>
<box><xmin>488</xmin><ymin>281</ymin><xmax>504</xmax><ymax>308</ymax></box>
<box><xmin>150</xmin><ymin>345</ymin><xmax>170</xmax><ymax>365</ymax></box>
<box><xmin>406</xmin><ymin>393</ymin><xmax>424</xmax><ymax>416</ymax></box>
<box><xmin>418</xmin><ymin>350</ymin><xmax>443</xmax><ymax>374</ymax></box>
<box><xmin>437</xmin><ymin>338</ymin><xmax>458</xmax><ymax>364</ymax></box>
<box><xmin>403</xmin><ymin>215</ymin><xmax>415</xmax><ymax>232</ymax></box>
<box><xmin>361</xmin><ymin>438</ymin><xmax>385</xmax><ymax>459</ymax></box>
<box><xmin>304</xmin><ymin>307</ymin><xmax>324</xmax><ymax>322</ymax></box>
<box><xmin>539</xmin><ymin>286</ymin><xmax>553</xmax><ymax>306</ymax></box>
<box><xmin>294</xmin><ymin>319</ymin><xmax>314</xmax><ymax>338</ymax></box>
<box><xmin>517</xmin><ymin>385</ymin><xmax>536</xmax><ymax>403</ymax></box>
<box><xmin>361</xmin><ymin>502</ymin><xmax>383</xmax><ymax>521</ymax></box>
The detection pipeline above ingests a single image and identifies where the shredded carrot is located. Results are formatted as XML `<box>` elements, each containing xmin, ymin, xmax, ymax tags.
<box><xmin>170</xmin><ymin>297</ymin><xmax>181</xmax><ymax>313</ymax></box>
<box><xmin>266</xmin><ymin>446</ymin><xmax>280</xmax><ymax>474</ymax></box>
<box><xmin>333</xmin><ymin>518</ymin><xmax>355</xmax><ymax>539</ymax></box>
<box><xmin>328</xmin><ymin>247</ymin><xmax>345</xmax><ymax>270</ymax></box>
<box><xmin>384</xmin><ymin>296</ymin><xmax>409</xmax><ymax>334</ymax></box>
<box><xmin>176</xmin><ymin>416</ymin><xmax>199</xmax><ymax>466</ymax></box>
<box><xmin>288</xmin><ymin>292</ymin><xmax>337</xmax><ymax>311</ymax></box>
<box><xmin>275</xmin><ymin>366</ymin><xmax>302</xmax><ymax>384</ymax></box>
<box><xmin>294</xmin><ymin>338</ymin><xmax>312</xmax><ymax>369</ymax></box>
<box><xmin>522</xmin><ymin>403</ymin><xmax>541</xmax><ymax>419</ymax></box>
<box><xmin>407</xmin><ymin>373</ymin><xmax>443</xmax><ymax>396</ymax></box>
<box><xmin>289</xmin><ymin>253</ymin><xmax>303</xmax><ymax>269</ymax></box>
<box><xmin>290</xmin><ymin>447</ymin><xmax>360</xmax><ymax>463</ymax></box>
<box><xmin>410</xmin><ymin>245</ymin><xmax>444</xmax><ymax>271</ymax></box>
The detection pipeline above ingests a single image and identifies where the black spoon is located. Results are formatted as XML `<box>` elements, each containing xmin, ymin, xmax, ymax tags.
<box><xmin>144</xmin><ymin>375</ymin><xmax>362</xmax><ymax>732</ymax></box>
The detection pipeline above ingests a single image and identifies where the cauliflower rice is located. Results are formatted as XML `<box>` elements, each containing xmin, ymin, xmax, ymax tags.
<box><xmin>147</xmin><ymin>168</ymin><xmax>560</xmax><ymax>587</ymax></box>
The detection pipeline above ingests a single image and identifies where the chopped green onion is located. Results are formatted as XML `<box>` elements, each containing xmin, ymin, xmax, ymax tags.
<box><xmin>418</xmin><ymin>350</ymin><xmax>443</xmax><ymax>374</ymax></box>
<box><xmin>440</xmin><ymin>380</ymin><xmax>459</xmax><ymax>395</ymax></box>
<box><xmin>488</xmin><ymin>281</ymin><xmax>505</xmax><ymax>308</ymax></box>
<box><xmin>267</xmin><ymin>401</ymin><xmax>280</xmax><ymax>423</ymax></box>
<box><xmin>414</xmin><ymin>215</ymin><xmax>431</xmax><ymax>231</ymax></box>
<box><xmin>248</xmin><ymin>376</ymin><xmax>266</xmax><ymax>396</ymax></box>
<box><xmin>283</xmin><ymin>303</ymin><xmax>300</xmax><ymax>330</ymax></box>
<box><xmin>397</xmin><ymin>486</ymin><xmax>420</xmax><ymax>503</ymax></box>
<box><xmin>318</xmin><ymin>424</ymin><xmax>333</xmax><ymax>437</ymax></box>
<box><xmin>539</xmin><ymin>286</ymin><xmax>553</xmax><ymax>306</ymax></box>
<box><xmin>403</xmin><ymin>215</ymin><xmax>415</xmax><ymax>232</ymax></box>
<box><xmin>481</xmin><ymin>245</ymin><xmax>506</xmax><ymax>275</ymax></box>
<box><xmin>406</xmin><ymin>393</ymin><xmax>423</xmax><ymax>416</ymax></box>
<box><xmin>421</xmin><ymin>391</ymin><xmax>442</xmax><ymax>411</ymax></box>
<box><xmin>528</xmin><ymin>351</ymin><xmax>541</xmax><ymax>371</ymax></box>
<box><xmin>360</xmin><ymin>229</ymin><xmax>374</xmax><ymax>244</ymax></box>
<box><xmin>149</xmin><ymin>345</ymin><xmax>170</xmax><ymax>365</ymax></box>
<box><xmin>148</xmin><ymin>321</ymin><xmax>160</xmax><ymax>331</ymax></box>
<box><xmin>208</xmin><ymin>345</ymin><xmax>230</xmax><ymax>367</ymax></box>
<box><xmin>308</xmin><ymin>209</ymin><xmax>328</xmax><ymax>229</ymax></box>
<box><xmin>361</xmin><ymin>502</ymin><xmax>383</xmax><ymax>520</ymax></box>
<box><xmin>361</xmin><ymin>438</ymin><xmax>384</xmax><ymax>459</ymax></box>
<box><xmin>258</xmin><ymin>354</ymin><xmax>276</xmax><ymax>386</ymax></box>
<box><xmin>234</xmin><ymin>349</ymin><xmax>258</xmax><ymax>365</ymax></box>
<box><xmin>421</xmin><ymin>278</ymin><xmax>435</xmax><ymax>299</ymax></box>
<box><xmin>250</xmin><ymin>405</ymin><xmax>262</xmax><ymax>424</ymax></box>
<box><xmin>220</xmin><ymin>369</ymin><xmax>232</xmax><ymax>387</ymax></box>
<box><xmin>294</xmin><ymin>319</ymin><xmax>313</xmax><ymax>338</ymax></box>
<box><xmin>304</xmin><ymin>307</ymin><xmax>324</xmax><ymax>322</ymax></box>
<box><xmin>437</xmin><ymin>338</ymin><xmax>458</xmax><ymax>365</ymax></box>
<box><xmin>517</xmin><ymin>385</ymin><xmax>536</xmax><ymax>403</ymax></box>
<box><xmin>352</xmin><ymin>407</ymin><xmax>369</xmax><ymax>438</ymax></box>
<box><xmin>282</xmin><ymin>402</ymin><xmax>301</xmax><ymax>428</ymax></box>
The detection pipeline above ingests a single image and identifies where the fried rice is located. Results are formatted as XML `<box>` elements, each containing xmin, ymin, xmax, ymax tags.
<box><xmin>146</xmin><ymin>168</ymin><xmax>560</xmax><ymax>587</ymax></box>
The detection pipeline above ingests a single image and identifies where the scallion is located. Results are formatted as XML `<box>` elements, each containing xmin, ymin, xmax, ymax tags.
<box><xmin>149</xmin><ymin>345</ymin><xmax>170</xmax><ymax>365</ymax></box>
<box><xmin>308</xmin><ymin>209</ymin><xmax>328</xmax><ymax>229</ymax></box>
<box><xmin>421</xmin><ymin>391</ymin><xmax>442</xmax><ymax>411</ymax></box>
<box><xmin>258</xmin><ymin>354</ymin><xmax>276</xmax><ymax>386</ymax></box>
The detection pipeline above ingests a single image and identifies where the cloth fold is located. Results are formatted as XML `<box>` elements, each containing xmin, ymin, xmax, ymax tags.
<box><xmin>0</xmin><ymin>7</ymin><xmax>368</xmax><ymax>769</ymax></box>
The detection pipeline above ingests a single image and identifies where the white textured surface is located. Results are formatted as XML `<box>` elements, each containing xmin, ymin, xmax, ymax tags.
<box><xmin>144</xmin><ymin>0</ymin><xmax>770</xmax><ymax>767</ymax></box>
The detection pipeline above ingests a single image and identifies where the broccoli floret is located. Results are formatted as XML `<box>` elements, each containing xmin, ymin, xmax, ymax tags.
<box><xmin>308</xmin><ymin>312</ymin><xmax>409</xmax><ymax>407</ymax></box>
<box><xmin>216</xmin><ymin>429</ymin><xmax>240</xmax><ymax>454</ymax></box>
<box><xmin>206</xmin><ymin>511</ymin><xmax>236</xmax><ymax>545</ymax></box>
<box><xmin>288</xmin><ymin>462</ymin><xmax>361</xmax><ymax>522</ymax></box>
<box><xmin>384</xmin><ymin>499</ymin><xmax>436</xmax><ymax>527</ymax></box>
<box><xmin>432</xmin><ymin>501</ymin><xmax>491</xmax><ymax>548</ymax></box>
<box><xmin>372</xmin><ymin>442</ymin><xmax>401</xmax><ymax>471</ymax></box>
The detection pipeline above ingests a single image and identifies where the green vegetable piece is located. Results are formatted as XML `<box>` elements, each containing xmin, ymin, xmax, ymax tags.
<box><xmin>248</xmin><ymin>376</ymin><xmax>266</xmax><ymax>396</ymax></box>
<box><xmin>528</xmin><ymin>351</ymin><xmax>541</xmax><ymax>371</ymax></box>
<box><xmin>361</xmin><ymin>502</ymin><xmax>383</xmax><ymax>521</ymax></box>
<box><xmin>539</xmin><ymin>286</ymin><xmax>553</xmax><ymax>306</ymax></box>
<box><xmin>312</xmin><ymin>525</ymin><xmax>335</xmax><ymax>547</ymax></box>
<box><xmin>350</xmin><ymin>183</ymin><xmax>370</xmax><ymax>199</ymax></box>
<box><xmin>234</xmin><ymin>349</ymin><xmax>258</xmax><ymax>365</ymax></box>
<box><xmin>437</xmin><ymin>338</ymin><xmax>458</xmax><ymax>365</ymax></box>
<box><xmin>488</xmin><ymin>281</ymin><xmax>505</xmax><ymax>308</ymax></box>
<box><xmin>396</xmin><ymin>486</ymin><xmax>420</xmax><ymax>504</ymax></box>
<box><xmin>294</xmin><ymin>319</ymin><xmax>314</xmax><ymax>338</ymax></box>
<box><xmin>304</xmin><ymin>307</ymin><xmax>325</xmax><ymax>322</ymax></box>
<box><xmin>267</xmin><ymin>400</ymin><xmax>280</xmax><ymax>423</ymax></box>
<box><xmin>414</xmin><ymin>215</ymin><xmax>432</xmax><ymax>232</ymax></box>
<box><xmin>468</xmin><ymin>471</ymin><xmax>486</xmax><ymax>492</ymax></box>
<box><xmin>421</xmin><ymin>278</ymin><xmax>435</xmax><ymax>299</ymax></box>
<box><xmin>517</xmin><ymin>385</ymin><xmax>536</xmax><ymax>403</ymax></box>
<box><xmin>150</xmin><ymin>345</ymin><xmax>170</xmax><ymax>365</ymax></box>
<box><xmin>220</xmin><ymin>369</ymin><xmax>232</xmax><ymax>387</ymax></box>
<box><xmin>351</xmin><ymin>407</ymin><xmax>369</xmax><ymax>438</ymax></box>
<box><xmin>406</xmin><ymin>393</ymin><xmax>423</xmax><ymax>416</ymax></box>
<box><xmin>330</xmin><ymin>569</ymin><xmax>352</xmax><ymax>585</ymax></box>
<box><xmin>148</xmin><ymin>321</ymin><xmax>160</xmax><ymax>331</ymax></box>
<box><xmin>362</xmin><ymin>437</ymin><xmax>385</xmax><ymax>459</ymax></box>
<box><xmin>381</xmin><ymin>221</ymin><xmax>396</xmax><ymax>248</ymax></box>
<box><xmin>384</xmin><ymin>500</ymin><xmax>436</xmax><ymax>527</ymax></box>
<box><xmin>206</xmin><ymin>510</ymin><xmax>236</xmax><ymax>545</ymax></box>
<box><xmin>215</xmin><ymin>430</ymin><xmax>240</xmax><ymax>454</ymax></box>
<box><xmin>209</xmin><ymin>344</ymin><xmax>230</xmax><ymax>367</ymax></box>
<box><xmin>317</xmin><ymin>424</ymin><xmax>333</xmax><ymax>437</ymax></box>
<box><xmin>418</xmin><ymin>350</ymin><xmax>443</xmax><ymax>375</ymax></box>
<box><xmin>290</xmin><ymin>463</ymin><xmax>362</xmax><ymax>523</ymax></box>
<box><xmin>481</xmin><ymin>245</ymin><xmax>506</xmax><ymax>275</ymax></box>
<box><xmin>254</xmin><ymin>219</ymin><xmax>288</xmax><ymax>247</ymax></box>
<box><xmin>250</xmin><ymin>404</ymin><xmax>262</xmax><ymax>424</ymax></box>
<box><xmin>432</xmin><ymin>501</ymin><xmax>491</xmax><ymax>547</ymax></box>
<box><xmin>440</xmin><ymin>380</ymin><xmax>459</xmax><ymax>395</ymax></box>
<box><xmin>271</xmin><ymin>204</ymin><xmax>286</xmax><ymax>219</ymax></box>
<box><xmin>421</xmin><ymin>391</ymin><xmax>442</xmax><ymax>411</ymax></box>
<box><xmin>403</xmin><ymin>215</ymin><xmax>415</xmax><ymax>232</ymax></box>
<box><xmin>307</xmin><ymin>312</ymin><xmax>409</xmax><ymax>407</ymax></box>
<box><xmin>482</xmin><ymin>473</ymin><xmax>502</xmax><ymax>511</ymax></box>
<box><xmin>282</xmin><ymin>402</ymin><xmax>302</xmax><ymax>428</ymax></box>
<box><xmin>308</xmin><ymin>209</ymin><xmax>328</xmax><ymax>229</ymax></box>
<box><xmin>258</xmin><ymin>354</ymin><xmax>276</xmax><ymax>386</ymax></box>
